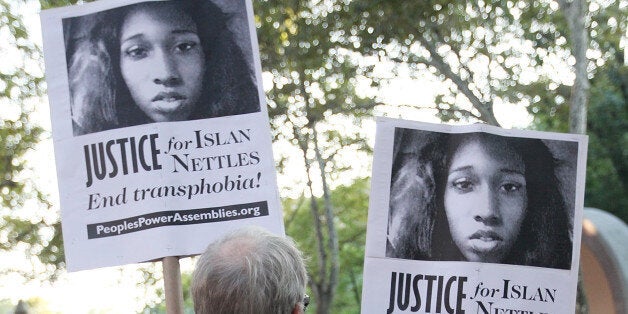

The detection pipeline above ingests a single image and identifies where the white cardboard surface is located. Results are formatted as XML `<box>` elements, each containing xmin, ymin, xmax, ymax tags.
<box><xmin>362</xmin><ymin>118</ymin><xmax>588</xmax><ymax>314</ymax></box>
<box><xmin>41</xmin><ymin>0</ymin><xmax>283</xmax><ymax>271</ymax></box>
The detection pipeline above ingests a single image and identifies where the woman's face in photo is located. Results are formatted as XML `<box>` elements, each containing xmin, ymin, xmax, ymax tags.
<box><xmin>444</xmin><ymin>138</ymin><xmax>527</xmax><ymax>263</ymax></box>
<box><xmin>120</xmin><ymin>4</ymin><xmax>205</xmax><ymax>122</ymax></box>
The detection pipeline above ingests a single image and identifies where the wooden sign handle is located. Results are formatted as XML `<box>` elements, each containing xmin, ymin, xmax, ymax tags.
<box><xmin>163</xmin><ymin>256</ymin><xmax>184</xmax><ymax>314</ymax></box>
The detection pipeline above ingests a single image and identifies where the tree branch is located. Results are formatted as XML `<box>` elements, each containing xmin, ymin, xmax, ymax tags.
<box><xmin>312</xmin><ymin>124</ymin><xmax>339</xmax><ymax>298</ymax></box>
<box><xmin>416</xmin><ymin>31</ymin><xmax>500</xmax><ymax>126</ymax></box>
<box><xmin>292</xmin><ymin>122</ymin><xmax>328</xmax><ymax>294</ymax></box>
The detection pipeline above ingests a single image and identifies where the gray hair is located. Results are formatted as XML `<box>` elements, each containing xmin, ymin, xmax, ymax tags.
<box><xmin>191</xmin><ymin>226</ymin><xmax>308</xmax><ymax>314</ymax></box>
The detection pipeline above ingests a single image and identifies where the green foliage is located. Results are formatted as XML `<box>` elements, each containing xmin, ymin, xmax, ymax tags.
<box><xmin>521</xmin><ymin>0</ymin><xmax>627</xmax><ymax>222</ymax></box>
<box><xmin>342</xmin><ymin>0</ymin><xmax>568</xmax><ymax>124</ymax></box>
<box><xmin>585</xmin><ymin>0</ymin><xmax>627</xmax><ymax>71</ymax></box>
<box><xmin>255</xmin><ymin>2</ymin><xmax>375</xmax><ymax>312</ymax></box>
<box><xmin>342</xmin><ymin>0</ymin><xmax>626</xmax><ymax>128</ymax></box>
<box><xmin>285</xmin><ymin>177</ymin><xmax>369</xmax><ymax>313</ymax></box>
<box><xmin>255</xmin><ymin>0</ymin><xmax>375</xmax><ymax>134</ymax></box>
<box><xmin>139</xmin><ymin>272</ymin><xmax>195</xmax><ymax>314</ymax></box>
<box><xmin>0</xmin><ymin>0</ymin><xmax>64</xmax><ymax>279</ymax></box>
<box><xmin>0</xmin><ymin>299</ymin><xmax>14</xmax><ymax>313</ymax></box>
<box><xmin>329</xmin><ymin>177</ymin><xmax>369</xmax><ymax>313</ymax></box>
<box><xmin>584</xmin><ymin>65</ymin><xmax>627</xmax><ymax>222</ymax></box>
<box><xmin>0</xmin><ymin>0</ymin><xmax>93</xmax><ymax>283</ymax></box>
<box><xmin>140</xmin><ymin>174</ymin><xmax>370</xmax><ymax>314</ymax></box>
<box><xmin>525</xmin><ymin>79</ymin><xmax>571</xmax><ymax>132</ymax></box>
<box><xmin>0</xmin><ymin>297</ymin><xmax>59</xmax><ymax>313</ymax></box>
<box><xmin>0</xmin><ymin>2</ymin><xmax>621</xmax><ymax>314</ymax></box>
<box><xmin>0</xmin><ymin>0</ymin><xmax>43</xmax><ymax>208</ymax></box>
<box><xmin>531</xmin><ymin>62</ymin><xmax>628</xmax><ymax>223</ymax></box>
<box><xmin>141</xmin><ymin>174</ymin><xmax>370</xmax><ymax>314</ymax></box>
<box><xmin>39</xmin><ymin>0</ymin><xmax>84</xmax><ymax>10</ymax></box>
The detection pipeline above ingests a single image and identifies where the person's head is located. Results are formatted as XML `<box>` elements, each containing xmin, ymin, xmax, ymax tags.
<box><xmin>191</xmin><ymin>226</ymin><xmax>308</xmax><ymax>314</ymax></box>
<box><xmin>389</xmin><ymin>131</ymin><xmax>572</xmax><ymax>269</ymax></box>
<box><xmin>441</xmin><ymin>134</ymin><xmax>527</xmax><ymax>263</ymax></box>
<box><xmin>118</xmin><ymin>2</ymin><xmax>205</xmax><ymax>122</ymax></box>
<box><xmin>66</xmin><ymin>0</ymin><xmax>260</xmax><ymax>134</ymax></box>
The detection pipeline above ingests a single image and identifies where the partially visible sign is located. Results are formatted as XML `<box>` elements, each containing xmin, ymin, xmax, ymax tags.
<box><xmin>362</xmin><ymin>118</ymin><xmax>588</xmax><ymax>313</ymax></box>
<box><xmin>41</xmin><ymin>0</ymin><xmax>283</xmax><ymax>271</ymax></box>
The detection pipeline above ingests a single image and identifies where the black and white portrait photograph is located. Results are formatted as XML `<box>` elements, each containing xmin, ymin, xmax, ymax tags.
<box><xmin>62</xmin><ymin>0</ymin><xmax>260</xmax><ymax>136</ymax></box>
<box><xmin>41</xmin><ymin>0</ymin><xmax>284</xmax><ymax>271</ymax></box>
<box><xmin>385</xmin><ymin>127</ymin><xmax>579</xmax><ymax>270</ymax></box>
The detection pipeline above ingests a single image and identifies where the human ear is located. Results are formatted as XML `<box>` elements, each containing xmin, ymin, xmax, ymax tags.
<box><xmin>291</xmin><ymin>304</ymin><xmax>303</xmax><ymax>314</ymax></box>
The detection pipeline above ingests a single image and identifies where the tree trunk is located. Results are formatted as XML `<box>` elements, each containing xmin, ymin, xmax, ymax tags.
<box><xmin>293</xmin><ymin>122</ymin><xmax>339</xmax><ymax>314</ymax></box>
<box><xmin>293</xmin><ymin>125</ymin><xmax>328</xmax><ymax>313</ymax></box>
<box><xmin>312</xmin><ymin>125</ymin><xmax>339</xmax><ymax>314</ymax></box>
<box><xmin>557</xmin><ymin>0</ymin><xmax>590</xmax><ymax>313</ymax></box>
<box><xmin>558</xmin><ymin>0</ymin><xmax>590</xmax><ymax>135</ymax></box>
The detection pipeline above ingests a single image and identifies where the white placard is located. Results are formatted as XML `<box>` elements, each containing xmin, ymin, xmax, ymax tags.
<box><xmin>41</xmin><ymin>0</ymin><xmax>283</xmax><ymax>271</ymax></box>
<box><xmin>362</xmin><ymin>118</ymin><xmax>588</xmax><ymax>314</ymax></box>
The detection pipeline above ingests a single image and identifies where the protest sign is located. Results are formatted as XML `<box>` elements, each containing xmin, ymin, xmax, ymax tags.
<box><xmin>362</xmin><ymin>118</ymin><xmax>588</xmax><ymax>313</ymax></box>
<box><xmin>41</xmin><ymin>0</ymin><xmax>283</xmax><ymax>271</ymax></box>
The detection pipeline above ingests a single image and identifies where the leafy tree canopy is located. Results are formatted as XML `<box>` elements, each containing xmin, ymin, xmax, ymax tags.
<box><xmin>0</xmin><ymin>0</ymin><xmax>64</xmax><ymax>280</ymax></box>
